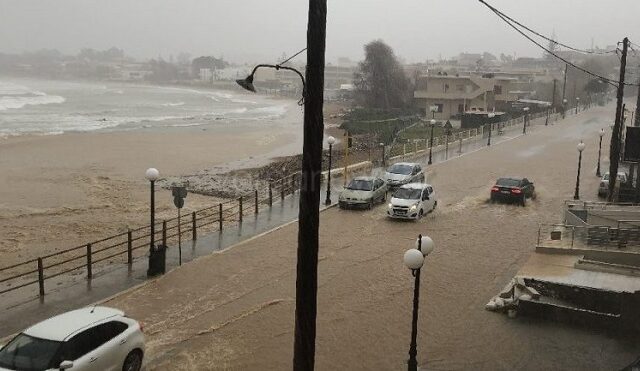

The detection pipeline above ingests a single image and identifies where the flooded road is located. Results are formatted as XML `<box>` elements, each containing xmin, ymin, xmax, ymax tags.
<box><xmin>105</xmin><ymin>104</ymin><xmax>639</xmax><ymax>370</ymax></box>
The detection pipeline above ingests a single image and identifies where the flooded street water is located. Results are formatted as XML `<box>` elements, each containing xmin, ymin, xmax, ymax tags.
<box><xmin>104</xmin><ymin>104</ymin><xmax>639</xmax><ymax>370</ymax></box>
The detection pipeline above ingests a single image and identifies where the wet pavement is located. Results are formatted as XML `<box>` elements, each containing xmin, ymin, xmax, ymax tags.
<box><xmin>0</xmin><ymin>111</ymin><xmax>561</xmax><ymax>338</ymax></box>
<box><xmin>99</xmin><ymin>104</ymin><xmax>638</xmax><ymax>370</ymax></box>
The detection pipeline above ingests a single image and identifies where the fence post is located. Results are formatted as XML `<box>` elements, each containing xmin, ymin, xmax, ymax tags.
<box><xmin>162</xmin><ymin>220</ymin><xmax>167</xmax><ymax>247</ymax></box>
<box><xmin>281</xmin><ymin>179</ymin><xmax>285</xmax><ymax>201</ymax></box>
<box><xmin>192</xmin><ymin>211</ymin><xmax>197</xmax><ymax>240</ymax></box>
<box><xmin>37</xmin><ymin>258</ymin><xmax>44</xmax><ymax>297</ymax></box>
<box><xmin>255</xmin><ymin>190</ymin><xmax>259</xmax><ymax>214</ymax></box>
<box><xmin>239</xmin><ymin>197</ymin><xmax>243</xmax><ymax>223</ymax></box>
<box><xmin>86</xmin><ymin>243</ymin><xmax>92</xmax><ymax>279</ymax></box>
<box><xmin>290</xmin><ymin>174</ymin><xmax>296</xmax><ymax>194</ymax></box>
<box><xmin>219</xmin><ymin>203</ymin><xmax>223</xmax><ymax>231</ymax></box>
<box><xmin>127</xmin><ymin>230</ymin><xmax>132</xmax><ymax>265</ymax></box>
<box><xmin>269</xmin><ymin>180</ymin><xmax>273</xmax><ymax>207</ymax></box>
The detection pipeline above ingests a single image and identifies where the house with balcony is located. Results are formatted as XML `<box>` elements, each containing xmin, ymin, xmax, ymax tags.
<box><xmin>413</xmin><ymin>74</ymin><xmax>520</xmax><ymax>120</ymax></box>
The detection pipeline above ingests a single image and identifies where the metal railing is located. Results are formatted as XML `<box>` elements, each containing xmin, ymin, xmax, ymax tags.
<box><xmin>537</xmin><ymin>222</ymin><xmax>640</xmax><ymax>251</ymax></box>
<box><xmin>0</xmin><ymin>172</ymin><xmax>301</xmax><ymax>298</ymax></box>
<box><xmin>386</xmin><ymin>110</ymin><xmax>558</xmax><ymax>161</ymax></box>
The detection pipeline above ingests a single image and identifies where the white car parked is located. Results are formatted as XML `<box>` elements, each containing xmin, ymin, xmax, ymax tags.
<box><xmin>0</xmin><ymin>306</ymin><xmax>144</xmax><ymax>371</ymax></box>
<box><xmin>387</xmin><ymin>183</ymin><xmax>437</xmax><ymax>220</ymax></box>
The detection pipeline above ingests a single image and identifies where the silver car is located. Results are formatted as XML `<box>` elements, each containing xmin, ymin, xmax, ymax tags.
<box><xmin>384</xmin><ymin>162</ymin><xmax>425</xmax><ymax>188</ymax></box>
<box><xmin>339</xmin><ymin>176</ymin><xmax>388</xmax><ymax>209</ymax></box>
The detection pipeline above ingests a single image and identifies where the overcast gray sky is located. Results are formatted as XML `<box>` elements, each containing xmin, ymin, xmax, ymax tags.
<box><xmin>1</xmin><ymin>0</ymin><xmax>638</xmax><ymax>64</ymax></box>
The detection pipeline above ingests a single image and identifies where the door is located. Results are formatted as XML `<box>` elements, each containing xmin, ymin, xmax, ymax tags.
<box><xmin>60</xmin><ymin>327</ymin><xmax>102</xmax><ymax>371</ymax></box>
<box><xmin>62</xmin><ymin>321</ymin><xmax>129</xmax><ymax>371</ymax></box>
<box><xmin>424</xmin><ymin>187</ymin><xmax>436</xmax><ymax>211</ymax></box>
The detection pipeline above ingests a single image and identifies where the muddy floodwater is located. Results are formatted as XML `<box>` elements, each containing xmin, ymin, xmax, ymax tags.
<box><xmin>106</xmin><ymin>105</ymin><xmax>640</xmax><ymax>370</ymax></box>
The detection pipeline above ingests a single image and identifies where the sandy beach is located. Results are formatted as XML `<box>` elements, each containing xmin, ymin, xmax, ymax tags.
<box><xmin>0</xmin><ymin>75</ymin><xmax>329</xmax><ymax>267</ymax></box>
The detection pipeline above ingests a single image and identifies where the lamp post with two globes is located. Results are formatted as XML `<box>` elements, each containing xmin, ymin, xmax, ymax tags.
<box><xmin>403</xmin><ymin>235</ymin><xmax>435</xmax><ymax>371</ymax></box>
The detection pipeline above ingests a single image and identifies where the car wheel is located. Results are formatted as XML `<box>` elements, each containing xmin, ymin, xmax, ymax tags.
<box><xmin>432</xmin><ymin>201</ymin><xmax>437</xmax><ymax>211</ymax></box>
<box><xmin>418</xmin><ymin>209</ymin><xmax>424</xmax><ymax>219</ymax></box>
<box><xmin>531</xmin><ymin>191</ymin><xmax>537</xmax><ymax>200</ymax></box>
<box><xmin>368</xmin><ymin>199</ymin><xmax>374</xmax><ymax>210</ymax></box>
<box><xmin>122</xmin><ymin>350</ymin><xmax>143</xmax><ymax>371</ymax></box>
<box><xmin>521</xmin><ymin>196</ymin><xmax>526</xmax><ymax>207</ymax></box>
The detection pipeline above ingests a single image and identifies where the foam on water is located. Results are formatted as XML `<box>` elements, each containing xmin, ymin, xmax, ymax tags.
<box><xmin>0</xmin><ymin>82</ymin><xmax>66</xmax><ymax>111</ymax></box>
<box><xmin>0</xmin><ymin>79</ymin><xmax>292</xmax><ymax>135</ymax></box>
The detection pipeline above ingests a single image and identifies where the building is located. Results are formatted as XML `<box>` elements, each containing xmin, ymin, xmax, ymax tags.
<box><xmin>486</xmin><ymin>201</ymin><xmax>640</xmax><ymax>333</ymax></box>
<box><xmin>413</xmin><ymin>74</ymin><xmax>520</xmax><ymax>120</ymax></box>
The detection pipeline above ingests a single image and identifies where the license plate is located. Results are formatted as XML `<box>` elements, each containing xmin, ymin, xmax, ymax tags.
<box><xmin>501</xmin><ymin>191</ymin><xmax>510</xmax><ymax>194</ymax></box>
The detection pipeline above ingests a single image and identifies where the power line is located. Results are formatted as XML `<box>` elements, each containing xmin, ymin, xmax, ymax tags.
<box><xmin>478</xmin><ymin>0</ymin><xmax>639</xmax><ymax>87</ymax></box>
<box><xmin>479</xmin><ymin>0</ymin><xmax>616</xmax><ymax>55</ymax></box>
<box><xmin>279</xmin><ymin>48</ymin><xmax>307</xmax><ymax>66</ymax></box>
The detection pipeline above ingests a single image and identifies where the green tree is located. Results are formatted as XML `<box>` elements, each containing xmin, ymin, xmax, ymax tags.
<box><xmin>353</xmin><ymin>40</ymin><xmax>410</xmax><ymax>109</ymax></box>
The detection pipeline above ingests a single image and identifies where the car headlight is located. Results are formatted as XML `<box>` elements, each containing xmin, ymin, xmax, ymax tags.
<box><xmin>410</xmin><ymin>204</ymin><xmax>418</xmax><ymax>211</ymax></box>
<box><xmin>388</xmin><ymin>202</ymin><xmax>393</xmax><ymax>208</ymax></box>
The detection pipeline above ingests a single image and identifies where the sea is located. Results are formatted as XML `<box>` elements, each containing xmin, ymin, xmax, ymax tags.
<box><xmin>0</xmin><ymin>78</ymin><xmax>295</xmax><ymax>137</ymax></box>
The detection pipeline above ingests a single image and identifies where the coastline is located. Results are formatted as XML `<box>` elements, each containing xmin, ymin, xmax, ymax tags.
<box><xmin>0</xmin><ymin>77</ymin><xmax>349</xmax><ymax>269</ymax></box>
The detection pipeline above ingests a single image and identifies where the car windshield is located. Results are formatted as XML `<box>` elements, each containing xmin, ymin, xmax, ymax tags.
<box><xmin>347</xmin><ymin>179</ymin><xmax>373</xmax><ymax>191</ymax></box>
<box><xmin>387</xmin><ymin>164</ymin><xmax>413</xmax><ymax>175</ymax></box>
<box><xmin>0</xmin><ymin>333</ymin><xmax>62</xmax><ymax>371</ymax></box>
<box><xmin>393</xmin><ymin>188</ymin><xmax>422</xmax><ymax>199</ymax></box>
<box><xmin>496</xmin><ymin>178</ymin><xmax>521</xmax><ymax>187</ymax></box>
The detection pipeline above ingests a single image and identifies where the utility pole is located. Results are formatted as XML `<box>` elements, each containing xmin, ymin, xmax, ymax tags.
<box><xmin>552</xmin><ymin>79</ymin><xmax>557</xmax><ymax>107</ymax></box>
<box><xmin>293</xmin><ymin>0</ymin><xmax>326</xmax><ymax>369</ymax></box>
<box><xmin>635</xmin><ymin>70</ymin><xmax>640</xmax><ymax>127</ymax></box>
<box><xmin>607</xmin><ymin>37</ymin><xmax>629</xmax><ymax>203</ymax></box>
<box><xmin>562</xmin><ymin>63</ymin><xmax>568</xmax><ymax>117</ymax></box>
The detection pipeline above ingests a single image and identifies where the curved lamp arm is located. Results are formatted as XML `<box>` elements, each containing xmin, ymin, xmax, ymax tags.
<box><xmin>237</xmin><ymin>64</ymin><xmax>306</xmax><ymax>105</ymax></box>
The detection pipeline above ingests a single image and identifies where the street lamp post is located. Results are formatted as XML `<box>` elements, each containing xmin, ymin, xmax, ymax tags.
<box><xmin>575</xmin><ymin>97</ymin><xmax>580</xmax><ymax>114</ymax></box>
<box><xmin>428</xmin><ymin>119</ymin><xmax>435</xmax><ymax>165</ymax></box>
<box><xmin>522</xmin><ymin>107</ymin><xmax>530</xmax><ymax>135</ymax></box>
<box><xmin>380</xmin><ymin>142</ymin><xmax>386</xmax><ymax>167</ymax></box>
<box><xmin>487</xmin><ymin>113</ymin><xmax>495</xmax><ymax>146</ymax></box>
<box><xmin>597</xmin><ymin>128</ymin><xmax>605</xmax><ymax>177</ymax></box>
<box><xmin>563</xmin><ymin>99</ymin><xmax>568</xmax><ymax>119</ymax></box>
<box><xmin>325</xmin><ymin>136</ymin><xmax>335</xmax><ymax>205</ymax></box>
<box><xmin>574</xmin><ymin>141</ymin><xmax>586</xmax><ymax>200</ymax></box>
<box><xmin>404</xmin><ymin>235</ymin><xmax>435</xmax><ymax>371</ymax></box>
<box><xmin>145</xmin><ymin>167</ymin><xmax>159</xmax><ymax>277</ymax></box>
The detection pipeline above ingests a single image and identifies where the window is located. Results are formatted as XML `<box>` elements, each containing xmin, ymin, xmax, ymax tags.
<box><xmin>435</xmin><ymin>104</ymin><xmax>443</xmax><ymax>113</ymax></box>
<box><xmin>346</xmin><ymin>179</ymin><xmax>373</xmax><ymax>191</ymax></box>
<box><xmin>387</xmin><ymin>164</ymin><xmax>413</xmax><ymax>175</ymax></box>
<box><xmin>458</xmin><ymin>104</ymin><xmax>464</xmax><ymax>113</ymax></box>
<box><xmin>392</xmin><ymin>188</ymin><xmax>422</xmax><ymax>200</ymax></box>
<box><xmin>443</xmin><ymin>84</ymin><xmax>449</xmax><ymax>92</ymax></box>
<box><xmin>61</xmin><ymin>321</ymin><xmax>128</xmax><ymax>361</ymax></box>
<box><xmin>0</xmin><ymin>333</ymin><xmax>62</xmax><ymax>371</ymax></box>
<box><xmin>375</xmin><ymin>179</ymin><xmax>384</xmax><ymax>189</ymax></box>
<box><xmin>494</xmin><ymin>85</ymin><xmax>503</xmax><ymax>94</ymax></box>
<box><xmin>427</xmin><ymin>186</ymin><xmax>434</xmax><ymax>194</ymax></box>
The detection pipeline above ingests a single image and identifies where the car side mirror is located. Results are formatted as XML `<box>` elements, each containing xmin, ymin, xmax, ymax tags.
<box><xmin>59</xmin><ymin>360</ymin><xmax>74</xmax><ymax>370</ymax></box>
